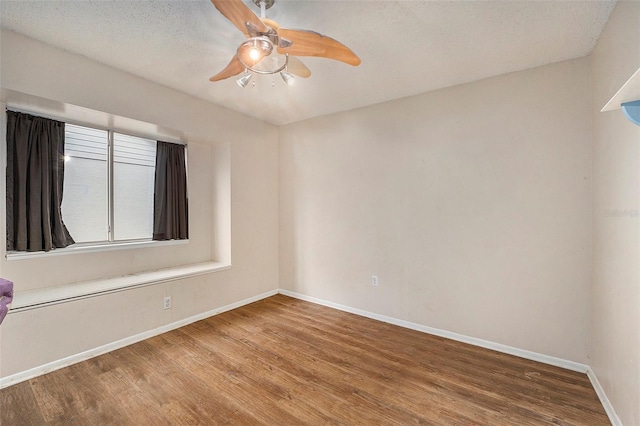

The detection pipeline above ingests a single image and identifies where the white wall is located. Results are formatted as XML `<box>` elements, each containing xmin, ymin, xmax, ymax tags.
<box><xmin>279</xmin><ymin>58</ymin><xmax>593</xmax><ymax>364</ymax></box>
<box><xmin>0</xmin><ymin>30</ymin><xmax>279</xmax><ymax>377</ymax></box>
<box><xmin>590</xmin><ymin>1</ymin><xmax>640</xmax><ymax>424</ymax></box>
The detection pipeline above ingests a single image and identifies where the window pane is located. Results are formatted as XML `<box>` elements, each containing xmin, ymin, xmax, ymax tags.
<box><xmin>113</xmin><ymin>133</ymin><xmax>156</xmax><ymax>240</ymax></box>
<box><xmin>62</xmin><ymin>124</ymin><xmax>108</xmax><ymax>243</ymax></box>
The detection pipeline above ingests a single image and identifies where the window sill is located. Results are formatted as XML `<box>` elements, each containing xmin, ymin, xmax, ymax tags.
<box><xmin>8</xmin><ymin>261</ymin><xmax>231</xmax><ymax>313</ymax></box>
<box><xmin>6</xmin><ymin>239</ymin><xmax>189</xmax><ymax>261</ymax></box>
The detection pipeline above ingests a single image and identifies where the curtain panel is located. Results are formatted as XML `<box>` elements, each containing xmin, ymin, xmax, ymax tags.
<box><xmin>6</xmin><ymin>111</ymin><xmax>75</xmax><ymax>252</ymax></box>
<box><xmin>153</xmin><ymin>141</ymin><xmax>188</xmax><ymax>240</ymax></box>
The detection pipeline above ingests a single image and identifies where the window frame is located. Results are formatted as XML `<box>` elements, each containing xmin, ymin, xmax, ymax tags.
<box><xmin>6</xmin><ymin>238</ymin><xmax>189</xmax><ymax>261</ymax></box>
<box><xmin>4</xmin><ymin>108</ymin><xmax>189</xmax><ymax>260</ymax></box>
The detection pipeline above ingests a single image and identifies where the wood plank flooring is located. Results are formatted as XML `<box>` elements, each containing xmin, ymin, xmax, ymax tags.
<box><xmin>0</xmin><ymin>294</ymin><xmax>610</xmax><ymax>425</ymax></box>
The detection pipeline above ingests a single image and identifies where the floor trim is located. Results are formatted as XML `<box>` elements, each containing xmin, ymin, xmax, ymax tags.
<box><xmin>587</xmin><ymin>367</ymin><xmax>622</xmax><ymax>426</ymax></box>
<box><xmin>0</xmin><ymin>289</ymin><xmax>277</xmax><ymax>389</ymax></box>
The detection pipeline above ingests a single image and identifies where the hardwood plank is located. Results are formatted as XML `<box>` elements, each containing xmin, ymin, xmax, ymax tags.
<box><xmin>0</xmin><ymin>380</ymin><xmax>46</xmax><ymax>425</ymax></box>
<box><xmin>262</xmin><ymin>296</ymin><xmax>607</xmax><ymax>422</ymax></box>
<box><xmin>229</xmin><ymin>299</ymin><xmax>596</xmax><ymax>424</ymax></box>
<box><xmin>188</xmin><ymin>314</ymin><xmax>427</xmax><ymax>424</ymax></box>
<box><xmin>0</xmin><ymin>294</ymin><xmax>610</xmax><ymax>425</ymax></box>
<box><xmin>28</xmin><ymin>358</ymin><xmax>129</xmax><ymax>424</ymax></box>
<box><xmin>226</xmin><ymin>304</ymin><xmax>525</xmax><ymax>424</ymax></box>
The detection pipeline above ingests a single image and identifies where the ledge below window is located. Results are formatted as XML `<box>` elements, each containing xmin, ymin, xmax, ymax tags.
<box><xmin>6</xmin><ymin>239</ymin><xmax>189</xmax><ymax>261</ymax></box>
<box><xmin>8</xmin><ymin>261</ymin><xmax>231</xmax><ymax>313</ymax></box>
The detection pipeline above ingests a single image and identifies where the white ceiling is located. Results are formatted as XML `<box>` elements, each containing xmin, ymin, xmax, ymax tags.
<box><xmin>1</xmin><ymin>0</ymin><xmax>616</xmax><ymax>126</ymax></box>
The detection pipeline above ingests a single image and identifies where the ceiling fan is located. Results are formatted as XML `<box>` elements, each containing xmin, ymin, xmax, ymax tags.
<box><xmin>209</xmin><ymin>0</ymin><xmax>361</xmax><ymax>87</ymax></box>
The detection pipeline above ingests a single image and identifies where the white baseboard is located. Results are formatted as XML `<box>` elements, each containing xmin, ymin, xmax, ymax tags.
<box><xmin>278</xmin><ymin>289</ymin><xmax>589</xmax><ymax>373</ymax></box>
<box><xmin>587</xmin><ymin>368</ymin><xmax>622</xmax><ymax>426</ymax></box>
<box><xmin>0</xmin><ymin>289</ymin><xmax>277</xmax><ymax>389</ymax></box>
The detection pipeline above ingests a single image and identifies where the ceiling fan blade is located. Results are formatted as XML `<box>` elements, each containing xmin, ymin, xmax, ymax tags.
<box><xmin>277</xmin><ymin>28</ymin><xmax>361</xmax><ymax>66</ymax></box>
<box><xmin>287</xmin><ymin>57</ymin><xmax>311</xmax><ymax>78</ymax></box>
<box><xmin>210</xmin><ymin>0</ymin><xmax>268</xmax><ymax>37</ymax></box>
<box><xmin>209</xmin><ymin>55</ymin><xmax>245</xmax><ymax>82</ymax></box>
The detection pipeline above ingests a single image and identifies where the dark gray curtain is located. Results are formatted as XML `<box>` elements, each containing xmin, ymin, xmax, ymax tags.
<box><xmin>6</xmin><ymin>111</ymin><xmax>75</xmax><ymax>252</ymax></box>
<box><xmin>153</xmin><ymin>141</ymin><xmax>188</xmax><ymax>240</ymax></box>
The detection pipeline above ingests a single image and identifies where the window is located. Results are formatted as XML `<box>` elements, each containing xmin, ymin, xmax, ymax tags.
<box><xmin>113</xmin><ymin>133</ymin><xmax>156</xmax><ymax>240</ymax></box>
<box><xmin>6</xmin><ymin>109</ymin><xmax>189</xmax><ymax>256</ymax></box>
<box><xmin>62</xmin><ymin>124</ymin><xmax>157</xmax><ymax>244</ymax></box>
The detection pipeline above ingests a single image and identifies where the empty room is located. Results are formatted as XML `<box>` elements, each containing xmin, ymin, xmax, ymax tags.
<box><xmin>0</xmin><ymin>0</ymin><xmax>638</xmax><ymax>424</ymax></box>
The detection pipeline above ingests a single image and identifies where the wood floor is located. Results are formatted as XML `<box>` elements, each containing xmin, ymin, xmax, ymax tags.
<box><xmin>0</xmin><ymin>294</ymin><xmax>609</xmax><ymax>425</ymax></box>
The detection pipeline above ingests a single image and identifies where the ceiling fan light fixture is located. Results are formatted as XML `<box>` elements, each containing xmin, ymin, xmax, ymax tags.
<box><xmin>238</xmin><ymin>36</ymin><xmax>273</xmax><ymax>66</ymax></box>
<box><xmin>236</xmin><ymin>71</ymin><xmax>252</xmax><ymax>88</ymax></box>
<box><xmin>280</xmin><ymin>70</ymin><xmax>294</xmax><ymax>85</ymax></box>
<box><xmin>209</xmin><ymin>0</ymin><xmax>360</xmax><ymax>85</ymax></box>
<box><xmin>249</xmin><ymin>46</ymin><xmax>261</xmax><ymax>61</ymax></box>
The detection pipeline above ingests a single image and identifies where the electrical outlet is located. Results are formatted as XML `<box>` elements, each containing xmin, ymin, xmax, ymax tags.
<box><xmin>371</xmin><ymin>275</ymin><xmax>379</xmax><ymax>286</ymax></box>
<box><xmin>163</xmin><ymin>296</ymin><xmax>172</xmax><ymax>310</ymax></box>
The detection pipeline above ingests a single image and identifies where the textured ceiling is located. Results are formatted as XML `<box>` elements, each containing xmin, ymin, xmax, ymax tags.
<box><xmin>1</xmin><ymin>0</ymin><xmax>616</xmax><ymax>126</ymax></box>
